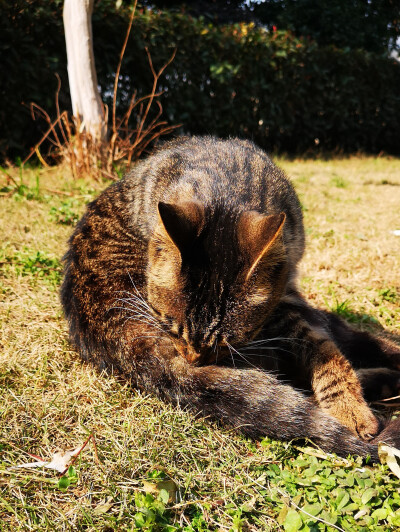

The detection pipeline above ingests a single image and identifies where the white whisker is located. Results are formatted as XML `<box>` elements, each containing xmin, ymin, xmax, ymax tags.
<box><xmin>240</xmin><ymin>351</ymin><xmax>282</xmax><ymax>361</ymax></box>
<box><xmin>226</xmin><ymin>341</ymin><xmax>262</xmax><ymax>370</ymax></box>
<box><xmin>126</xmin><ymin>271</ymin><xmax>153</xmax><ymax>312</ymax></box>
<box><xmin>245</xmin><ymin>336</ymin><xmax>311</xmax><ymax>346</ymax></box>
<box><xmin>226</xmin><ymin>342</ymin><xmax>236</xmax><ymax>368</ymax></box>
<box><xmin>112</xmin><ymin>301</ymin><xmax>161</xmax><ymax>326</ymax></box>
<box><xmin>108</xmin><ymin>305</ymin><xmax>164</xmax><ymax>330</ymax></box>
<box><xmin>109</xmin><ymin>275</ymin><xmax>168</xmax><ymax>338</ymax></box>
<box><xmin>122</xmin><ymin>316</ymin><xmax>166</xmax><ymax>333</ymax></box>
<box><xmin>245</xmin><ymin>346</ymin><xmax>299</xmax><ymax>357</ymax></box>
<box><xmin>115</xmin><ymin>295</ymin><xmax>153</xmax><ymax>314</ymax></box>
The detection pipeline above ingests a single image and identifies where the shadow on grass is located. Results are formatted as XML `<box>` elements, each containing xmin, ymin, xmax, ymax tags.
<box><xmin>333</xmin><ymin>305</ymin><xmax>400</xmax><ymax>348</ymax></box>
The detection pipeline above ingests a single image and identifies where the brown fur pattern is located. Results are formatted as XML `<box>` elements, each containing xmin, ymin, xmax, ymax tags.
<box><xmin>61</xmin><ymin>137</ymin><xmax>400</xmax><ymax>460</ymax></box>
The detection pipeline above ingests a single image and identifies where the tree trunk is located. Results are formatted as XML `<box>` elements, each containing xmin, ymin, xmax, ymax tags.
<box><xmin>63</xmin><ymin>0</ymin><xmax>106</xmax><ymax>141</ymax></box>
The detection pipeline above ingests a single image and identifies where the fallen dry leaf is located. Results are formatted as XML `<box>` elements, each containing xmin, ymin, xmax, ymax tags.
<box><xmin>93</xmin><ymin>496</ymin><xmax>114</xmax><ymax>515</ymax></box>
<box><xmin>142</xmin><ymin>479</ymin><xmax>177</xmax><ymax>503</ymax></box>
<box><xmin>15</xmin><ymin>446</ymin><xmax>82</xmax><ymax>473</ymax></box>
<box><xmin>378</xmin><ymin>443</ymin><xmax>400</xmax><ymax>479</ymax></box>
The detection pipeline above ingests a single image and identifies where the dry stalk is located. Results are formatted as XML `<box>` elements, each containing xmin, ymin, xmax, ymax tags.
<box><xmin>23</xmin><ymin>3</ymin><xmax>180</xmax><ymax>180</ymax></box>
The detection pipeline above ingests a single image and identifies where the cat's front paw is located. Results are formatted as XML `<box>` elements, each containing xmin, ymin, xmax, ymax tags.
<box><xmin>324</xmin><ymin>400</ymin><xmax>379</xmax><ymax>441</ymax></box>
<box><xmin>352</xmin><ymin>405</ymin><xmax>380</xmax><ymax>441</ymax></box>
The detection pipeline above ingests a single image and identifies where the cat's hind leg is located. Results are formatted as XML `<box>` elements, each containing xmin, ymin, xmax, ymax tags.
<box><xmin>324</xmin><ymin>311</ymin><xmax>400</xmax><ymax>371</ymax></box>
<box><xmin>356</xmin><ymin>367</ymin><xmax>400</xmax><ymax>401</ymax></box>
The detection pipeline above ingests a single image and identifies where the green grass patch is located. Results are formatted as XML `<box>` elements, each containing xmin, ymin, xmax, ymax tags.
<box><xmin>330</xmin><ymin>174</ymin><xmax>348</xmax><ymax>188</ymax></box>
<box><xmin>328</xmin><ymin>298</ymin><xmax>380</xmax><ymax>327</ymax></box>
<box><xmin>0</xmin><ymin>247</ymin><xmax>62</xmax><ymax>287</ymax></box>
<box><xmin>378</xmin><ymin>288</ymin><xmax>398</xmax><ymax>305</ymax></box>
<box><xmin>0</xmin><ymin>165</ymin><xmax>46</xmax><ymax>202</ymax></box>
<box><xmin>49</xmin><ymin>198</ymin><xmax>82</xmax><ymax>226</ymax></box>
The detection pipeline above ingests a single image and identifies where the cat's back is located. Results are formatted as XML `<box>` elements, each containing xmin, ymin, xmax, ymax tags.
<box><xmin>123</xmin><ymin>136</ymin><xmax>305</xmax><ymax>264</ymax></box>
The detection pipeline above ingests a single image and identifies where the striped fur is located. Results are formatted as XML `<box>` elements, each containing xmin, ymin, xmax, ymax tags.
<box><xmin>61</xmin><ymin>137</ymin><xmax>400</xmax><ymax>460</ymax></box>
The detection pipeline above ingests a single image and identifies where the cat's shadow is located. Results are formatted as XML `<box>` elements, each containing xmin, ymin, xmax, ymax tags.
<box><xmin>342</xmin><ymin>311</ymin><xmax>400</xmax><ymax>348</ymax></box>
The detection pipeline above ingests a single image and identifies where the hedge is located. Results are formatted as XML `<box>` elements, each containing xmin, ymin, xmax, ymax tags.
<box><xmin>1</xmin><ymin>1</ymin><xmax>400</xmax><ymax>161</ymax></box>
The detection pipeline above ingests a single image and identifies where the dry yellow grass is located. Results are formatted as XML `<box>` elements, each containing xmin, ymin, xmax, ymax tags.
<box><xmin>279</xmin><ymin>156</ymin><xmax>400</xmax><ymax>337</ymax></box>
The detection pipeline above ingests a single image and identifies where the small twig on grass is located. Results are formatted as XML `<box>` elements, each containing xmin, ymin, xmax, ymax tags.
<box><xmin>60</xmin><ymin>432</ymin><xmax>100</xmax><ymax>476</ymax></box>
<box><xmin>27</xmin><ymin>452</ymin><xmax>45</xmax><ymax>461</ymax></box>
<box><xmin>0</xmin><ymin>167</ymin><xmax>18</xmax><ymax>184</ymax></box>
<box><xmin>0</xmin><ymin>440</ymin><xmax>44</xmax><ymax>461</ymax></box>
<box><xmin>169</xmin><ymin>497</ymin><xmax>213</xmax><ymax>511</ymax></box>
<box><xmin>0</xmin><ymin>190</ymin><xmax>15</xmax><ymax>198</ymax></box>
<box><xmin>372</xmin><ymin>395</ymin><xmax>400</xmax><ymax>408</ymax></box>
<box><xmin>373</xmin><ymin>401</ymin><xmax>400</xmax><ymax>407</ymax></box>
<box><xmin>41</xmin><ymin>187</ymin><xmax>74</xmax><ymax>197</ymax></box>
<box><xmin>372</xmin><ymin>394</ymin><xmax>400</xmax><ymax>407</ymax></box>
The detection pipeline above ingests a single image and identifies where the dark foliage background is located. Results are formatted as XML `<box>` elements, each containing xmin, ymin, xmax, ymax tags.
<box><xmin>250</xmin><ymin>0</ymin><xmax>400</xmax><ymax>54</ymax></box>
<box><xmin>1</xmin><ymin>0</ymin><xmax>399</xmax><ymax>162</ymax></box>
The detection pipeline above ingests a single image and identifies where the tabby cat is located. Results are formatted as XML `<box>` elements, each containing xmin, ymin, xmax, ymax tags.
<box><xmin>61</xmin><ymin>136</ymin><xmax>400</xmax><ymax>460</ymax></box>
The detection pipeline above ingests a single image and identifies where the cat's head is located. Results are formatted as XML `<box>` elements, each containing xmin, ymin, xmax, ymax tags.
<box><xmin>147</xmin><ymin>200</ymin><xmax>288</xmax><ymax>365</ymax></box>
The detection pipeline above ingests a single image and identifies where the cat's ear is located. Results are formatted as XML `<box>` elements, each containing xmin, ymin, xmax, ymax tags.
<box><xmin>238</xmin><ymin>211</ymin><xmax>286</xmax><ymax>279</ymax></box>
<box><xmin>157</xmin><ymin>201</ymin><xmax>204</xmax><ymax>251</ymax></box>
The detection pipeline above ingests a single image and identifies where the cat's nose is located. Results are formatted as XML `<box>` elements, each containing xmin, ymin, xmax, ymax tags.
<box><xmin>175</xmin><ymin>342</ymin><xmax>207</xmax><ymax>366</ymax></box>
<box><xmin>183</xmin><ymin>344</ymin><xmax>223</xmax><ymax>366</ymax></box>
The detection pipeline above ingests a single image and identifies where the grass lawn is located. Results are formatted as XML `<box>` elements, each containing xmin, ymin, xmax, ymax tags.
<box><xmin>0</xmin><ymin>156</ymin><xmax>399</xmax><ymax>531</ymax></box>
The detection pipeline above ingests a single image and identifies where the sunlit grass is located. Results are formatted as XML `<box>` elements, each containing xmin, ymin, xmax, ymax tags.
<box><xmin>0</xmin><ymin>158</ymin><xmax>399</xmax><ymax>530</ymax></box>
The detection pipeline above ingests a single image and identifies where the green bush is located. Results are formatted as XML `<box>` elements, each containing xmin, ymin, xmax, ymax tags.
<box><xmin>115</xmin><ymin>11</ymin><xmax>400</xmax><ymax>154</ymax></box>
<box><xmin>2</xmin><ymin>2</ymin><xmax>400</xmax><ymax>160</ymax></box>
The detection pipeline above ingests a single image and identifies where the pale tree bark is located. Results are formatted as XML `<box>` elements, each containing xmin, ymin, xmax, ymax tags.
<box><xmin>63</xmin><ymin>0</ymin><xmax>106</xmax><ymax>141</ymax></box>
